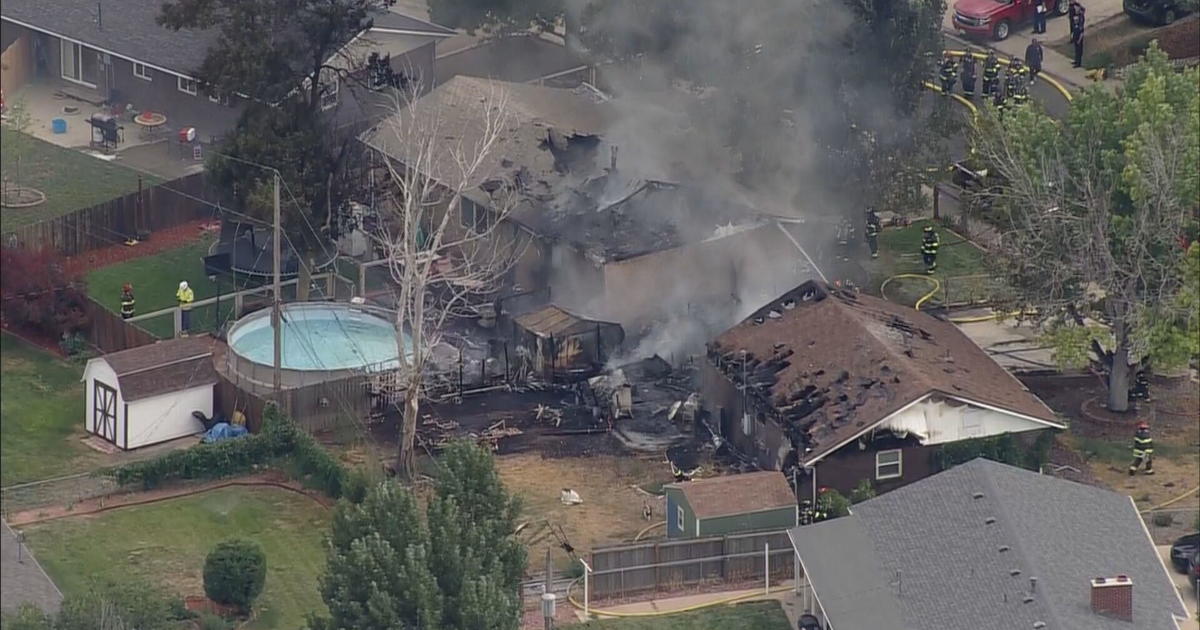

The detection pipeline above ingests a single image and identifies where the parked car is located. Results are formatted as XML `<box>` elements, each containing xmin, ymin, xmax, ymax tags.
<box><xmin>1189</xmin><ymin>551</ymin><xmax>1200</xmax><ymax>591</ymax></box>
<box><xmin>1124</xmin><ymin>0</ymin><xmax>1193</xmax><ymax>25</ymax></box>
<box><xmin>954</xmin><ymin>0</ymin><xmax>1067</xmax><ymax>41</ymax></box>
<box><xmin>1170</xmin><ymin>532</ymin><xmax>1200</xmax><ymax>573</ymax></box>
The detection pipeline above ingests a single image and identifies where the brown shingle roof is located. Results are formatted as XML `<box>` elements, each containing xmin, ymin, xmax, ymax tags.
<box><xmin>668</xmin><ymin>471</ymin><xmax>795</xmax><ymax>519</ymax></box>
<box><xmin>94</xmin><ymin>338</ymin><xmax>217</xmax><ymax>402</ymax></box>
<box><xmin>709</xmin><ymin>282</ymin><xmax>1061</xmax><ymax>463</ymax></box>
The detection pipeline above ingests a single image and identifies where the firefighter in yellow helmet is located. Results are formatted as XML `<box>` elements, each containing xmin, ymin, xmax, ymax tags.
<box><xmin>176</xmin><ymin>280</ymin><xmax>195</xmax><ymax>336</ymax></box>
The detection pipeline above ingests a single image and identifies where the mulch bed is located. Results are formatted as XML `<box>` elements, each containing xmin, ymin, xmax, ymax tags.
<box><xmin>63</xmin><ymin>219</ymin><xmax>219</xmax><ymax>276</ymax></box>
<box><xmin>1157</xmin><ymin>16</ymin><xmax>1200</xmax><ymax>60</ymax></box>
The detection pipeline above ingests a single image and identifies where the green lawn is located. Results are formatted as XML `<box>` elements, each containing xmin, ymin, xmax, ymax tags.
<box><xmin>24</xmin><ymin>486</ymin><xmax>330</xmax><ymax>629</ymax></box>
<box><xmin>577</xmin><ymin>601</ymin><xmax>791</xmax><ymax>630</ymax></box>
<box><xmin>85</xmin><ymin>235</ymin><xmax>256</xmax><ymax>338</ymax></box>
<box><xmin>869</xmin><ymin>219</ymin><xmax>991</xmax><ymax>307</ymax></box>
<box><xmin>0</xmin><ymin>333</ymin><xmax>103</xmax><ymax>485</ymax></box>
<box><xmin>0</xmin><ymin>128</ymin><xmax>161</xmax><ymax>230</ymax></box>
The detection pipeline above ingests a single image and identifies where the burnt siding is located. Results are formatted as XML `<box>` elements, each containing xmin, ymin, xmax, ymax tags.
<box><xmin>699</xmin><ymin>360</ymin><xmax>791</xmax><ymax>471</ymax></box>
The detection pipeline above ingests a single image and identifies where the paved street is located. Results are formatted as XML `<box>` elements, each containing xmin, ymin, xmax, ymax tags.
<box><xmin>1158</xmin><ymin>545</ymin><xmax>1200</xmax><ymax>629</ymax></box>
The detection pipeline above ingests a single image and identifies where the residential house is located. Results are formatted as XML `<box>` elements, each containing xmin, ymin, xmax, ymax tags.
<box><xmin>434</xmin><ymin>33</ymin><xmax>592</xmax><ymax>87</ymax></box>
<box><xmin>0</xmin><ymin>0</ymin><xmax>453</xmax><ymax>142</ymax></box>
<box><xmin>360</xmin><ymin>76</ymin><xmax>811</xmax><ymax>332</ymax></box>
<box><xmin>701</xmin><ymin>280</ymin><xmax>1065</xmax><ymax>496</ymax></box>
<box><xmin>787</xmin><ymin>458</ymin><xmax>1190</xmax><ymax>629</ymax></box>
<box><xmin>664</xmin><ymin>471</ymin><xmax>797</xmax><ymax>539</ymax></box>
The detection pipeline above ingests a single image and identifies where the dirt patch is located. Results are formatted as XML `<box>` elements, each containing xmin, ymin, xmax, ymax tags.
<box><xmin>1051</xmin><ymin>15</ymin><xmax>1200</xmax><ymax>68</ymax></box>
<box><xmin>63</xmin><ymin>219</ymin><xmax>219</xmax><ymax>275</ymax></box>
<box><xmin>499</xmin><ymin>453</ymin><xmax>675</xmax><ymax>571</ymax></box>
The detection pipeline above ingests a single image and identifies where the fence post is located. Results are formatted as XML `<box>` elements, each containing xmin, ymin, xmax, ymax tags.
<box><xmin>358</xmin><ymin>263</ymin><xmax>367</xmax><ymax>297</ymax></box>
<box><xmin>933</xmin><ymin>184</ymin><xmax>941</xmax><ymax>220</ymax></box>
<box><xmin>764</xmin><ymin>542</ymin><xmax>770</xmax><ymax>594</ymax></box>
<box><xmin>173</xmin><ymin>307</ymin><xmax>182</xmax><ymax>338</ymax></box>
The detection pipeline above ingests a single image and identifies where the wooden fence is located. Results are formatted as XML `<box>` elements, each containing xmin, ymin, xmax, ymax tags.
<box><xmin>588</xmin><ymin>529</ymin><xmax>794</xmax><ymax>599</ymax></box>
<box><xmin>216</xmin><ymin>370</ymin><xmax>371</xmax><ymax>434</ymax></box>
<box><xmin>4</xmin><ymin>172</ymin><xmax>216</xmax><ymax>257</ymax></box>
<box><xmin>84</xmin><ymin>297</ymin><xmax>158</xmax><ymax>353</ymax></box>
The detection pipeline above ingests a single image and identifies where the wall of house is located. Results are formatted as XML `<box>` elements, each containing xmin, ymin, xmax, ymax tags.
<box><xmin>126</xmin><ymin>386</ymin><xmax>212</xmax><ymax>449</ymax></box>
<box><xmin>698</xmin><ymin>360</ymin><xmax>793</xmax><ymax>471</ymax></box>
<box><xmin>103</xmin><ymin>56</ymin><xmax>242</xmax><ymax>141</ymax></box>
<box><xmin>698</xmin><ymin>507</ymin><xmax>797</xmax><ymax>538</ymax></box>
<box><xmin>83</xmin><ymin>360</ymin><xmax>126</xmax><ymax>447</ymax></box>
<box><xmin>665</xmin><ymin>487</ymin><xmax>698</xmax><ymax>538</ymax></box>
<box><xmin>1</xmin><ymin>30</ymin><xmax>31</xmax><ymax>94</ymax></box>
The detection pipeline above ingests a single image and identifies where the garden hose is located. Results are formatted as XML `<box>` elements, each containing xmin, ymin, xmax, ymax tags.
<box><xmin>564</xmin><ymin>577</ymin><xmax>793</xmax><ymax>618</ymax></box>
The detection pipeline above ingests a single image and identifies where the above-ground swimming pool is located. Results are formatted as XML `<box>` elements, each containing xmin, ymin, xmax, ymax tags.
<box><xmin>227</xmin><ymin>302</ymin><xmax>410</xmax><ymax>388</ymax></box>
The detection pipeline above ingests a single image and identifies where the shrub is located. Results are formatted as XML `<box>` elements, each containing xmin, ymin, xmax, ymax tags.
<box><xmin>203</xmin><ymin>539</ymin><xmax>267</xmax><ymax>612</ymax></box>
<box><xmin>817</xmin><ymin>488</ymin><xmax>852</xmax><ymax>518</ymax></box>
<box><xmin>566</xmin><ymin>558</ymin><xmax>586</xmax><ymax>579</ymax></box>
<box><xmin>933</xmin><ymin>431</ymin><xmax>1054</xmax><ymax>472</ymax></box>
<box><xmin>1152</xmin><ymin>511</ymin><xmax>1175</xmax><ymax>527</ymax></box>
<box><xmin>0</xmin><ymin>248</ymin><xmax>89</xmax><ymax>338</ymax></box>
<box><xmin>198</xmin><ymin>612</ymin><xmax>234</xmax><ymax>630</ymax></box>
<box><xmin>849</xmin><ymin>479</ymin><xmax>877</xmax><ymax>504</ymax></box>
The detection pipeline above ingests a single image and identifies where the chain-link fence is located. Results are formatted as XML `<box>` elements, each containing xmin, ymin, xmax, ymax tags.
<box><xmin>0</xmin><ymin>472</ymin><xmax>119</xmax><ymax>519</ymax></box>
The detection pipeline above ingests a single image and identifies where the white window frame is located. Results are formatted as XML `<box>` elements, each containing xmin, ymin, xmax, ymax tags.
<box><xmin>60</xmin><ymin>40</ymin><xmax>96</xmax><ymax>87</ymax></box>
<box><xmin>875</xmin><ymin>449</ymin><xmax>903</xmax><ymax>480</ymax></box>
<box><xmin>676</xmin><ymin>505</ymin><xmax>685</xmax><ymax>532</ymax></box>
<box><xmin>133</xmin><ymin>62</ymin><xmax>152</xmax><ymax>81</ymax></box>
<box><xmin>320</xmin><ymin>71</ymin><xmax>339</xmax><ymax>110</ymax></box>
<box><xmin>178</xmin><ymin>76</ymin><xmax>198</xmax><ymax>95</ymax></box>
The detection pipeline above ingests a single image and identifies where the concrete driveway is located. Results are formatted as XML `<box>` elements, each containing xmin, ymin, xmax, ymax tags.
<box><xmin>1158</xmin><ymin>545</ymin><xmax>1200</xmax><ymax>629</ymax></box>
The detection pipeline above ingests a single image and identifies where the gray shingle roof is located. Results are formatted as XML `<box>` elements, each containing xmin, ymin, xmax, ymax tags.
<box><xmin>789</xmin><ymin>459</ymin><xmax>1188</xmax><ymax>630</ymax></box>
<box><xmin>90</xmin><ymin>337</ymin><xmax>218</xmax><ymax>401</ymax></box>
<box><xmin>1</xmin><ymin>0</ymin><xmax>217</xmax><ymax>76</ymax></box>
<box><xmin>1</xmin><ymin>520</ymin><xmax>63</xmax><ymax>615</ymax></box>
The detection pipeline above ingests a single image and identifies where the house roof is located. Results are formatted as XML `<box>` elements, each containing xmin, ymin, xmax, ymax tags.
<box><xmin>434</xmin><ymin>34</ymin><xmax>588</xmax><ymax>85</ymax></box>
<box><xmin>1</xmin><ymin>520</ymin><xmax>63</xmax><ymax>615</ymax></box>
<box><xmin>90</xmin><ymin>337</ymin><xmax>217</xmax><ymax>402</ymax></box>
<box><xmin>789</xmin><ymin>459</ymin><xmax>1189</xmax><ymax>630</ymax></box>
<box><xmin>513</xmin><ymin>304</ymin><xmax>621</xmax><ymax>338</ymax></box>
<box><xmin>1</xmin><ymin>0</ymin><xmax>218</xmax><ymax>77</ymax></box>
<box><xmin>666</xmin><ymin>471</ymin><xmax>795</xmax><ymax>520</ymax></box>
<box><xmin>372</xmin><ymin>11</ymin><xmax>456</xmax><ymax>36</ymax></box>
<box><xmin>708</xmin><ymin>281</ymin><xmax>1061</xmax><ymax>464</ymax></box>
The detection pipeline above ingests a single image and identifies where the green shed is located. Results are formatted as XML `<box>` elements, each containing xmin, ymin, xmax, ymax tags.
<box><xmin>664</xmin><ymin>471</ymin><xmax>797</xmax><ymax>539</ymax></box>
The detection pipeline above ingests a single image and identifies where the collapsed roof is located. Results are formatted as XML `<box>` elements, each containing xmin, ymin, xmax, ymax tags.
<box><xmin>360</xmin><ymin>76</ymin><xmax>763</xmax><ymax>263</ymax></box>
<box><xmin>708</xmin><ymin>281</ymin><xmax>1061</xmax><ymax>464</ymax></box>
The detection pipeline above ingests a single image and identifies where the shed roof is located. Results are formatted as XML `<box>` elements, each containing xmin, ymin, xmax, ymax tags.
<box><xmin>513</xmin><ymin>305</ymin><xmax>621</xmax><ymax>338</ymax></box>
<box><xmin>90</xmin><ymin>337</ymin><xmax>217</xmax><ymax>402</ymax></box>
<box><xmin>709</xmin><ymin>281</ymin><xmax>1061</xmax><ymax>465</ymax></box>
<box><xmin>666</xmin><ymin>471</ymin><xmax>794</xmax><ymax>520</ymax></box>
<box><xmin>789</xmin><ymin>459</ymin><xmax>1189</xmax><ymax>630</ymax></box>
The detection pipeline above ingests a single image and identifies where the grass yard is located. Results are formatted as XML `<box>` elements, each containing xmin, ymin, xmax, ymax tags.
<box><xmin>0</xmin><ymin>333</ymin><xmax>103</xmax><ymax>485</ymax></box>
<box><xmin>869</xmin><ymin>219</ymin><xmax>991</xmax><ymax>307</ymax></box>
<box><xmin>576</xmin><ymin>600</ymin><xmax>792</xmax><ymax>630</ymax></box>
<box><xmin>23</xmin><ymin>486</ymin><xmax>330</xmax><ymax>629</ymax></box>
<box><xmin>0</xmin><ymin>128</ymin><xmax>161</xmax><ymax>230</ymax></box>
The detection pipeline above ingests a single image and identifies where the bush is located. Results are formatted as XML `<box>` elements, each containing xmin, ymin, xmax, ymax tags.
<box><xmin>203</xmin><ymin>539</ymin><xmax>267</xmax><ymax>612</ymax></box>
<box><xmin>1152</xmin><ymin>511</ymin><xmax>1175</xmax><ymax>527</ymax></box>
<box><xmin>817</xmin><ymin>488</ymin><xmax>852</xmax><ymax>518</ymax></box>
<box><xmin>933</xmin><ymin>431</ymin><xmax>1054</xmax><ymax>472</ymax></box>
<box><xmin>0</xmin><ymin>248</ymin><xmax>89</xmax><ymax>338</ymax></box>
<box><xmin>849</xmin><ymin>479</ymin><xmax>877</xmax><ymax>504</ymax></box>
<box><xmin>198</xmin><ymin>612</ymin><xmax>234</xmax><ymax>630</ymax></box>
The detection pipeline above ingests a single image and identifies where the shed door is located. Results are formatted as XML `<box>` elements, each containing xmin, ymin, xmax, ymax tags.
<box><xmin>92</xmin><ymin>380</ymin><xmax>118</xmax><ymax>444</ymax></box>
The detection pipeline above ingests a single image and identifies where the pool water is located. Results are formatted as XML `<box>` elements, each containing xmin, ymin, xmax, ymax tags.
<box><xmin>229</xmin><ymin>304</ymin><xmax>409</xmax><ymax>372</ymax></box>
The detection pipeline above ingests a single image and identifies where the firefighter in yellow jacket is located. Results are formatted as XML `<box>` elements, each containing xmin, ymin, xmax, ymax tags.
<box><xmin>176</xmin><ymin>280</ymin><xmax>195</xmax><ymax>336</ymax></box>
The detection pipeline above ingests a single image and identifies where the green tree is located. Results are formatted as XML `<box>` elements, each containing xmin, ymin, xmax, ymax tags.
<box><xmin>309</xmin><ymin>442</ymin><xmax>525</xmax><ymax>630</ymax></box>
<box><xmin>429</xmin><ymin>0</ymin><xmax>560</xmax><ymax>35</ymax></box>
<box><xmin>203</xmin><ymin>539</ymin><xmax>267</xmax><ymax>612</ymax></box>
<box><xmin>158</xmin><ymin>0</ymin><xmax>389</xmax><ymax>233</ymax></box>
<box><xmin>971</xmin><ymin>42</ymin><xmax>1199</xmax><ymax>412</ymax></box>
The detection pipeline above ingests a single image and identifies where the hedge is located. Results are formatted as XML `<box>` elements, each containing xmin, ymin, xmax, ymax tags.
<box><xmin>103</xmin><ymin>404</ymin><xmax>348</xmax><ymax>498</ymax></box>
<box><xmin>931</xmin><ymin>431</ymin><xmax>1055</xmax><ymax>472</ymax></box>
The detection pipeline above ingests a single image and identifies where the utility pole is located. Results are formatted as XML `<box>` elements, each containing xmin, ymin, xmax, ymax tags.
<box><xmin>272</xmin><ymin>171</ymin><xmax>282</xmax><ymax>395</ymax></box>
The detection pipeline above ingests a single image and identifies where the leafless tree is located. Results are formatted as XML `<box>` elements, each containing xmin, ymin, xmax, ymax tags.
<box><xmin>970</xmin><ymin>102</ymin><xmax>1195</xmax><ymax>412</ymax></box>
<box><xmin>369</xmin><ymin>80</ymin><xmax>528</xmax><ymax>477</ymax></box>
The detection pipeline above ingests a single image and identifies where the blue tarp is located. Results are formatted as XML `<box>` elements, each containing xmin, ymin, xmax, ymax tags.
<box><xmin>202</xmin><ymin>422</ymin><xmax>249</xmax><ymax>444</ymax></box>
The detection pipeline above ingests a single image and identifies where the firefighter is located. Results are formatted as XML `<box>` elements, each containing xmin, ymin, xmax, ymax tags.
<box><xmin>120</xmin><ymin>283</ymin><xmax>136</xmax><ymax>320</ymax></box>
<box><xmin>1129</xmin><ymin>421</ymin><xmax>1154</xmax><ymax>476</ymax></box>
<box><xmin>865</xmin><ymin>208</ymin><xmax>881</xmax><ymax>259</ymax></box>
<box><xmin>1010</xmin><ymin>56</ymin><xmax>1028</xmax><ymax>82</ymax></box>
<box><xmin>982</xmin><ymin>50</ymin><xmax>1001</xmax><ymax>97</ymax></box>
<box><xmin>921</xmin><ymin>225</ymin><xmax>940</xmax><ymax>274</ymax></box>
<box><xmin>960</xmin><ymin>51</ymin><xmax>978</xmax><ymax>99</ymax></box>
<box><xmin>176</xmin><ymin>280</ymin><xmax>195</xmax><ymax>336</ymax></box>
<box><xmin>992</xmin><ymin>79</ymin><xmax>1007</xmax><ymax>115</ymax></box>
<box><xmin>1129</xmin><ymin>369</ymin><xmax>1151</xmax><ymax>402</ymax></box>
<box><xmin>938</xmin><ymin>54</ymin><xmax>957</xmax><ymax>95</ymax></box>
<box><xmin>1009</xmin><ymin>72</ymin><xmax>1030</xmax><ymax>107</ymax></box>
<box><xmin>836</xmin><ymin>216</ymin><xmax>856</xmax><ymax>262</ymax></box>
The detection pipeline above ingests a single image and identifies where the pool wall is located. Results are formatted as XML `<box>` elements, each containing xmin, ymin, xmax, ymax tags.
<box><xmin>226</xmin><ymin>302</ymin><xmax>400</xmax><ymax>390</ymax></box>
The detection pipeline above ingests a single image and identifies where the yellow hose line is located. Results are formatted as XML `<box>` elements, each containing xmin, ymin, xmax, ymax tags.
<box><xmin>879</xmin><ymin>273</ymin><xmax>1025</xmax><ymax>323</ymax></box>
<box><xmin>1140</xmin><ymin>486</ymin><xmax>1200</xmax><ymax>514</ymax></box>
<box><xmin>633</xmin><ymin>520</ymin><xmax>666</xmax><ymax>542</ymax></box>
<box><xmin>565</xmin><ymin>577</ymin><xmax>794</xmax><ymax>618</ymax></box>
<box><xmin>921</xmin><ymin>80</ymin><xmax>980</xmax><ymax>116</ymax></box>
<box><xmin>943</xmin><ymin>49</ymin><xmax>1074</xmax><ymax>102</ymax></box>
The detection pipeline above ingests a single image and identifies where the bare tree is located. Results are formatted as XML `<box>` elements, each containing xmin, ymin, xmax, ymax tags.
<box><xmin>969</xmin><ymin>47</ymin><xmax>1198</xmax><ymax>412</ymax></box>
<box><xmin>369</xmin><ymin>81</ymin><xmax>528</xmax><ymax>477</ymax></box>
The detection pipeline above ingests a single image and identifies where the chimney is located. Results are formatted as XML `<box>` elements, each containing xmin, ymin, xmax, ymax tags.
<box><xmin>1090</xmin><ymin>576</ymin><xmax>1133</xmax><ymax>622</ymax></box>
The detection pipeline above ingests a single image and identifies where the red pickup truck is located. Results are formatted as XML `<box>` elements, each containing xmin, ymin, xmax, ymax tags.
<box><xmin>953</xmin><ymin>0</ymin><xmax>1067</xmax><ymax>40</ymax></box>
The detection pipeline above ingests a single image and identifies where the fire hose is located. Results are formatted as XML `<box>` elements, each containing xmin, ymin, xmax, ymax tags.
<box><xmin>879</xmin><ymin>273</ymin><xmax>1028</xmax><ymax>323</ymax></box>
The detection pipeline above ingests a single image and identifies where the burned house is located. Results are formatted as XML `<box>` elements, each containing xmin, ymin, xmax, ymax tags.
<box><xmin>510</xmin><ymin>304</ymin><xmax>624</xmax><ymax>381</ymax></box>
<box><xmin>360</xmin><ymin>76</ymin><xmax>811</xmax><ymax>333</ymax></box>
<box><xmin>701</xmin><ymin>281</ymin><xmax>1065</xmax><ymax>495</ymax></box>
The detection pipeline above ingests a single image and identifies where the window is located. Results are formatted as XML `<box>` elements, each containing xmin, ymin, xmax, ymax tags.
<box><xmin>460</xmin><ymin>199</ymin><xmax>493</xmax><ymax>233</ymax></box>
<box><xmin>875</xmin><ymin>449</ymin><xmax>903</xmax><ymax>480</ymax></box>
<box><xmin>320</xmin><ymin>70</ymin><xmax>339</xmax><ymax>110</ymax></box>
<box><xmin>60</xmin><ymin>41</ymin><xmax>98</xmax><ymax>86</ymax></box>
<box><xmin>133</xmin><ymin>62</ymin><xmax>152</xmax><ymax>81</ymax></box>
<box><xmin>178</xmin><ymin>77</ymin><xmax>198</xmax><ymax>95</ymax></box>
<box><xmin>676</xmin><ymin>505</ymin><xmax>685</xmax><ymax>532</ymax></box>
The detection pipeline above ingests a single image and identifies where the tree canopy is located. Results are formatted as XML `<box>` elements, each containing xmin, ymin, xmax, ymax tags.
<box><xmin>971</xmin><ymin>42</ymin><xmax>1199</xmax><ymax>411</ymax></box>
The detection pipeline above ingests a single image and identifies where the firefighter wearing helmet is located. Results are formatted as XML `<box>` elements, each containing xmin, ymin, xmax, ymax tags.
<box><xmin>120</xmin><ymin>284</ymin><xmax>136</xmax><ymax>320</ymax></box>
<box><xmin>1129</xmin><ymin>421</ymin><xmax>1154</xmax><ymax>476</ymax></box>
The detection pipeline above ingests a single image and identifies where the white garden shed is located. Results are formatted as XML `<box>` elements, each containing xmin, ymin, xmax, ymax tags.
<box><xmin>82</xmin><ymin>338</ymin><xmax>218</xmax><ymax>450</ymax></box>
